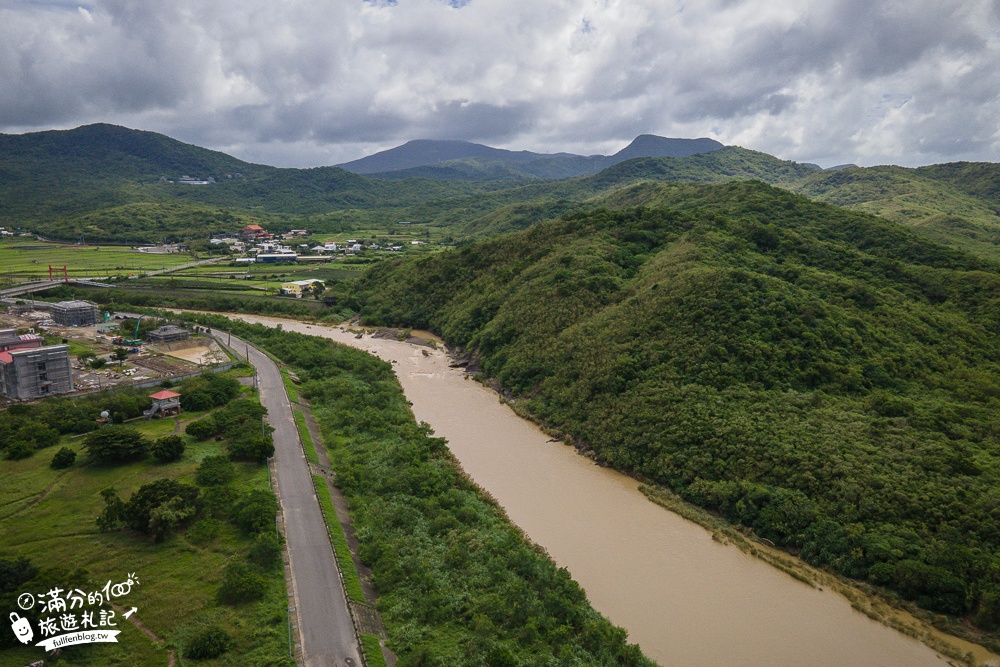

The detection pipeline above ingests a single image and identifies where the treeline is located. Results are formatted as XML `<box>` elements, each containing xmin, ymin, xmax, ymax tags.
<box><xmin>186</xmin><ymin>314</ymin><xmax>654</xmax><ymax>665</ymax></box>
<box><xmin>50</xmin><ymin>285</ymin><xmax>341</xmax><ymax>322</ymax></box>
<box><xmin>0</xmin><ymin>372</ymin><xmax>244</xmax><ymax>461</ymax></box>
<box><xmin>351</xmin><ymin>181</ymin><xmax>1000</xmax><ymax>635</ymax></box>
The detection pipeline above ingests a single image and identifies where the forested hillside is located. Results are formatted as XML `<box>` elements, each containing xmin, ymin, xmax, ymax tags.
<box><xmin>0</xmin><ymin>124</ymin><xmax>483</xmax><ymax>235</ymax></box>
<box><xmin>791</xmin><ymin>165</ymin><xmax>1000</xmax><ymax>263</ymax></box>
<box><xmin>353</xmin><ymin>181</ymin><xmax>1000</xmax><ymax>634</ymax></box>
<box><xmin>4</xmin><ymin>124</ymin><xmax>1000</xmax><ymax>260</ymax></box>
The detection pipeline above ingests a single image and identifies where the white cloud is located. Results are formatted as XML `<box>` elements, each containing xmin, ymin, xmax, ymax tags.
<box><xmin>0</xmin><ymin>0</ymin><xmax>998</xmax><ymax>167</ymax></box>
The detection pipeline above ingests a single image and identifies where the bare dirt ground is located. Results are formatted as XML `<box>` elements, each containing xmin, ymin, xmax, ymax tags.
<box><xmin>155</xmin><ymin>339</ymin><xmax>225</xmax><ymax>365</ymax></box>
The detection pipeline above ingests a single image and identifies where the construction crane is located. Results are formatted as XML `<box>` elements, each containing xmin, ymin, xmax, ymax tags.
<box><xmin>117</xmin><ymin>309</ymin><xmax>154</xmax><ymax>346</ymax></box>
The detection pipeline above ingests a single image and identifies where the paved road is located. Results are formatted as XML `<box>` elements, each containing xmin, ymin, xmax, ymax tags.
<box><xmin>218</xmin><ymin>330</ymin><xmax>361</xmax><ymax>667</ymax></box>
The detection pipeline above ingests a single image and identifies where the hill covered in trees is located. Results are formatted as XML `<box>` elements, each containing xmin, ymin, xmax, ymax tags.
<box><xmin>352</xmin><ymin>181</ymin><xmax>1000</xmax><ymax>637</ymax></box>
<box><xmin>3</xmin><ymin>124</ymin><xmax>1000</xmax><ymax>262</ymax></box>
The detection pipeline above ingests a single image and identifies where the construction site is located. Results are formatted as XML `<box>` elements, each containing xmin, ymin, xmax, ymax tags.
<box><xmin>0</xmin><ymin>306</ymin><xmax>231</xmax><ymax>402</ymax></box>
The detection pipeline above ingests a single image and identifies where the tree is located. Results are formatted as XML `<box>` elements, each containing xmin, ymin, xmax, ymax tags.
<box><xmin>113</xmin><ymin>346</ymin><xmax>130</xmax><ymax>366</ymax></box>
<box><xmin>247</xmin><ymin>533</ymin><xmax>283</xmax><ymax>569</ymax></box>
<box><xmin>195</xmin><ymin>455</ymin><xmax>235</xmax><ymax>486</ymax></box>
<box><xmin>148</xmin><ymin>495</ymin><xmax>199</xmax><ymax>542</ymax></box>
<box><xmin>184</xmin><ymin>625</ymin><xmax>234</xmax><ymax>659</ymax></box>
<box><xmin>227</xmin><ymin>435</ymin><xmax>274</xmax><ymax>463</ymax></box>
<box><xmin>150</xmin><ymin>435</ymin><xmax>185</xmax><ymax>463</ymax></box>
<box><xmin>83</xmin><ymin>425</ymin><xmax>148</xmax><ymax>463</ymax></box>
<box><xmin>185</xmin><ymin>417</ymin><xmax>218</xmax><ymax>441</ymax></box>
<box><xmin>116</xmin><ymin>479</ymin><xmax>201</xmax><ymax>536</ymax></box>
<box><xmin>96</xmin><ymin>488</ymin><xmax>126</xmax><ymax>532</ymax></box>
<box><xmin>231</xmin><ymin>489</ymin><xmax>277</xmax><ymax>535</ymax></box>
<box><xmin>50</xmin><ymin>447</ymin><xmax>77</xmax><ymax>469</ymax></box>
<box><xmin>5</xmin><ymin>441</ymin><xmax>33</xmax><ymax>460</ymax></box>
<box><xmin>218</xmin><ymin>560</ymin><xmax>267</xmax><ymax>604</ymax></box>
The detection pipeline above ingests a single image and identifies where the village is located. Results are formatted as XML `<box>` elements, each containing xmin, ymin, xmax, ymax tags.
<box><xmin>210</xmin><ymin>224</ymin><xmax>419</xmax><ymax>267</ymax></box>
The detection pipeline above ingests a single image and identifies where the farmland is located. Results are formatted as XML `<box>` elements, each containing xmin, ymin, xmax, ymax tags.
<box><xmin>0</xmin><ymin>238</ymin><xmax>201</xmax><ymax>285</ymax></box>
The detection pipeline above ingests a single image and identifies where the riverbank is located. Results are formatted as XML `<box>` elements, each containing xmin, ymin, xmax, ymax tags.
<box><xmin>191</xmin><ymin>314</ymin><xmax>656</xmax><ymax>665</ymax></box>
<box><xmin>201</xmin><ymin>314</ymin><xmax>971</xmax><ymax>667</ymax></box>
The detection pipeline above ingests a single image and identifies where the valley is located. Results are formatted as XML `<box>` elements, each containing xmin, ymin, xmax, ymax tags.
<box><xmin>3</xmin><ymin>124</ymin><xmax>1000</xmax><ymax>665</ymax></box>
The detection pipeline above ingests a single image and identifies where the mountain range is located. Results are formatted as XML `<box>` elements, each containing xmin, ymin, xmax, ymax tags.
<box><xmin>336</xmin><ymin>134</ymin><xmax>728</xmax><ymax>179</ymax></box>
<box><xmin>1</xmin><ymin>123</ymin><xmax>998</xmax><ymax>264</ymax></box>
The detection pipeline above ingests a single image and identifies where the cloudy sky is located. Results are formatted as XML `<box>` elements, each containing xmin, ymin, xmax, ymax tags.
<box><xmin>2</xmin><ymin>0</ymin><xmax>999</xmax><ymax>169</ymax></box>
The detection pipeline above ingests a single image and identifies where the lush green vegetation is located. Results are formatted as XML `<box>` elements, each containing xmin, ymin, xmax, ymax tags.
<box><xmin>351</xmin><ymin>182</ymin><xmax>1000</xmax><ymax>638</ymax></box>
<box><xmin>295</xmin><ymin>410</ymin><xmax>319</xmax><ymax>465</ymax></box>
<box><xmin>312</xmin><ymin>474</ymin><xmax>366</xmax><ymax>604</ymax></box>
<box><xmin>0</xmin><ymin>374</ymin><xmax>291</xmax><ymax>666</ymax></box>
<box><xmin>0</xmin><ymin>124</ymin><xmax>491</xmax><ymax>240</ymax></box>
<box><xmin>6</xmin><ymin>125</ymin><xmax>999</xmax><ymax>272</ymax></box>
<box><xmin>185</xmin><ymin>316</ymin><xmax>653</xmax><ymax>666</ymax></box>
<box><xmin>0</xmin><ymin>237</ymin><xmax>200</xmax><ymax>284</ymax></box>
<box><xmin>361</xmin><ymin>633</ymin><xmax>389</xmax><ymax>667</ymax></box>
<box><xmin>790</xmin><ymin>165</ymin><xmax>1000</xmax><ymax>263</ymax></box>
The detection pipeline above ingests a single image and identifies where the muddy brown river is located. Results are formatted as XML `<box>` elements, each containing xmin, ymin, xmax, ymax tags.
<box><xmin>232</xmin><ymin>315</ymin><xmax>997</xmax><ymax>667</ymax></box>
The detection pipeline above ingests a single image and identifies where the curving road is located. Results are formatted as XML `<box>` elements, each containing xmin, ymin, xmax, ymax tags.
<box><xmin>216</xmin><ymin>330</ymin><xmax>361</xmax><ymax>667</ymax></box>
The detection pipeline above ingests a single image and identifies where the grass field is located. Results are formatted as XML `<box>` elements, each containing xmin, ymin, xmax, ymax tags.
<box><xmin>0</xmin><ymin>238</ymin><xmax>199</xmax><ymax>284</ymax></box>
<box><xmin>0</xmin><ymin>403</ymin><xmax>292</xmax><ymax>667</ymax></box>
<box><xmin>130</xmin><ymin>261</ymin><xmax>368</xmax><ymax>296</ymax></box>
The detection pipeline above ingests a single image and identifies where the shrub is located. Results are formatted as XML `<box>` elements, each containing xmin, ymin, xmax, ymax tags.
<box><xmin>83</xmin><ymin>425</ymin><xmax>148</xmax><ymax>464</ymax></box>
<box><xmin>218</xmin><ymin>560</ymin><xmax>267</xmax><ymax>604</ymax></box>
<box><xmin>185</xmin><ymin>518</ymin><xmax>223</xmax><ymax>546</ymax></box>
<box><xmin>150</xmin><ymin>435</ymin><xmax>186</xmax><ymax>463</ymax></box>
<box><xmin>185</xmin><ymin>418</ymin><xmax>218</xmax><ymax>441</ymax></box>
<box><xmin>148</xmin><ymin>495</ymin><xmax>198</xmax><ymax>542</ymax></box>
<box><xmin>50</xmin><ymin>447</ymin><xmax>77</xmax><ymax>469</ymax></box>
<box><xmin>5</xmin><ymin>441</ymin><xmax>33</xmax><ymax>460</ymax></box>
<box><xmin>184</xmin><ymin>625</ymin><xmax>234</xmax><ymax>660</ymax></box>
<box><xmin>227</xmin><ymin>435</ymin><xmax>274</xmax><ymax>463</ymax></box>
<box><xmin>247</xmin><ymin>533</ymin><xmax>282</xmax><ymax>569</ymax></box>
<box><xmin>195</xmin><ymin>455</ymin><xmax>236</xmax><ymax>486</ymax></box>
<box><xmin>232</xmin><ymin>489</ymin><xmax>278</xmax><ymax>535</ymax></box>
<box><xmin>97</xmin><ymin>479</ymin><xmax>201</xmax><ymax>537</ymax></box>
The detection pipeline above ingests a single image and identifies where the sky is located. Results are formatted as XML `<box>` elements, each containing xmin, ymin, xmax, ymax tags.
<box><xmin>1</xmin><ymin>0</ymin><xmax>999</xmax><ymax>169</ymax></box>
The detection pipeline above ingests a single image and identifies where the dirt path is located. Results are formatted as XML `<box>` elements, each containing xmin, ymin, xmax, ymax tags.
<box><xmin>111</xmin><ymin>603</ymin><xmax>176</xmax><ymax>666</ymax></box>
<box><xmin>0</xmin><ymin>467</ymin><xmax>79</xmax><ymax>521</ymax></box>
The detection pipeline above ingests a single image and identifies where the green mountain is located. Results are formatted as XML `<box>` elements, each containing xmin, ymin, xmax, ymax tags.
<box><xmin>341</xmin><ymin>135</ymin><xmax>725</xmax><ymax>180</ymax></box>
<box><xmin>790</xmin><ymin>165</ymin><xmax>1000</xmax><ymax>262</ymax></box>
<box><xmin>0</xmin><ymin>124</ymin><xmax>485</xmax><ymax>238</ymax></box>
<box><xmin>353</xmin><ymin>181</ymin><xmax>1000</xmax><ymax>633</ymax></box>
<box><xmin>4</xmin><ymin>123</ymin><xmax>1000</xmax><ymax>263</ymax></box>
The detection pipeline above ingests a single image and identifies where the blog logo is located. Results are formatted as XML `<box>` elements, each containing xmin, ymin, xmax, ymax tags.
<box><xmin>9</xmin><ymin>612</ymin><xmax>34</xmax><ymax>644</ymax></box>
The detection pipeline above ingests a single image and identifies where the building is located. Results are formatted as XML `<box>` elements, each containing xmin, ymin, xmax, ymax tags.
<box><xmin>280</xmin><ymin>279</ymin><xmax>324</xmax><ymax>297</ymax></box>
<box><xmin>240</xmin><ymin>224</ymin><xmax>270</xmax><ymax>241</ymax></box>
<box><xmin>0</xmin><ymin>345</ymin><xmax>73</xmax><ymax>400</ymax></box>
<box><xmin>257</xmin><ymin>253</ymin><xmax>298</xmax><ymax>264</ymax></box>
<box><xmin>0</xmin><ymin>329</ymin><xmax>44</xmax><ymax>352</ymax></box>
<box><xmin>146</xmin><ymin>325</ymin><xmax>191</xmax><ymax>343</ymax></box>
<box><xmin>145</xmin><ymin>389</ymin><xmax>181</xmax><ymax>418</ymax></box>
<box><xmin>50</xmin><ymin>300</ymin><xmax>99</xmax><ymax>326</ymax></box>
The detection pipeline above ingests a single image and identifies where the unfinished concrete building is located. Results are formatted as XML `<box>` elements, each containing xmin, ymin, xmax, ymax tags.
<box><xmin>0</xmin><ymin>329</ymin><xmax>44</xmax><ymax>352</ymax></box>
<box><xmin>146</xmin><ymin>325</ymin><xmax>190</xmax><ymax>343</ymax></box>
<box><xmin>50</xmin><ymin>300</ymin><xmax>99</xmax><ymax>326</ymax></box>
<box><xmin>0</xmin><ymin>345</ymin><xmax>74</xmax><ymax>400</ymax></box>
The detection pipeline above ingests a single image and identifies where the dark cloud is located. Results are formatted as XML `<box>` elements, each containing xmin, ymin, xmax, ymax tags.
<box><xmin>0</xmin><ymin>0</ymin><xmax>997</xmax><ymax>168</ymax></box>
